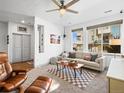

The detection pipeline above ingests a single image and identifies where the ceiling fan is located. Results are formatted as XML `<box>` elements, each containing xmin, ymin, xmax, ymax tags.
<box><xmin>46</xmin><ymin>0</ymin><xmax>80</xmax><ymax>15</ymax></box>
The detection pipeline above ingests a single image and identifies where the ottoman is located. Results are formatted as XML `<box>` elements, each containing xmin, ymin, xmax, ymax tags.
<box><xmin>25</xmin><ymin>76</ymin><xmax>52</xmax><ymax>93</ymax></box>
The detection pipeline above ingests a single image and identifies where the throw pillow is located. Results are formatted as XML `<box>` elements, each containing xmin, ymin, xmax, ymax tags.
<box><xmin>83</xmin><ymin>53</ymin><xmax>92</xmax><ymax>61</ymax></box>
<box><xmin>91</xmin><ymin>54</ymin><xmax>98</xmax><ymax>61</ymax></box>
<box><xmin>68</xmin><ymin>52</ymin><xmax>76</xmax><ymax>58</ymax></box>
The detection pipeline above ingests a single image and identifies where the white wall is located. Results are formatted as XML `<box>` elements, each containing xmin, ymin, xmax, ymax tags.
<box><xmin>34</xmin><ymin>17</ymin><xmax>64</xmax><ymax>67</ymax></box>
<box><xmin>0</xmin><ymin>22</ymin><xmax>8</xmax><ymax>52</ymax></box>
<box><xmin>8</xmin><ymin>22</ymin><xmax>34</xmax><ymax>63</ymax></box>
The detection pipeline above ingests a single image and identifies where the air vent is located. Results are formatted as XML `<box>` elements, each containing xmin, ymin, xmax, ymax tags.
<box><xmin>104</xmin><ymin>10</ymin><xmax>112</xmax><ymax>13</ymax></box>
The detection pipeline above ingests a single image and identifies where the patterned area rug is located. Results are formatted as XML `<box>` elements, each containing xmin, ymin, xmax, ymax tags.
<box><xmin>48</xmin><ymin>66</ymin><xmax>96</xmax><ymax>89</ymax></box>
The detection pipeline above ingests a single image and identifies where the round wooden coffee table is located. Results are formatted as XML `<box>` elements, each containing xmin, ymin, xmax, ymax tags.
<box><xmin>56</xmin><ymin>60</ymin><xmax>84</xmax><ymax>78</ymax></box>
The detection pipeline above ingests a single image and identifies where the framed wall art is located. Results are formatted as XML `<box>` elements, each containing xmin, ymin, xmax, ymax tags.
<box><xmin>38</xmin><ymin>25</ymin><xmax>44</xmax><ymax>53</ymax></box>
<box><xmin>50</xmin><ymin>34</ymin><xmax>61</xmax><ymax>44</ymax></box>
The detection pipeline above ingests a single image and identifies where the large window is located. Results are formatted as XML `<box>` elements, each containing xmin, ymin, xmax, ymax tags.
<box><xmin>88</xmin><ymin>24</ymin><xmax>121</xmax><ymax>53</ymax></box>
<box><xmin>72</xmin><ymin>28</ymin><xmax>83</xmax><ymax>51</ymax></box>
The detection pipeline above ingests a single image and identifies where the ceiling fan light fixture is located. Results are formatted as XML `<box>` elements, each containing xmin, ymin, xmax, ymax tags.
<box><xmin>21</xmin><ymin>20</ymin><xmax>25</xmax><ymax>23</ymax></box>
<box><xmin>47</xmin><ymin>0</ymin><xmax>79</xmax><ymax>15</ymax></box>
<box><xmin>60</xmin><ymin>8</ymin><xmax>66</xmax><ymax>15</ymax></box>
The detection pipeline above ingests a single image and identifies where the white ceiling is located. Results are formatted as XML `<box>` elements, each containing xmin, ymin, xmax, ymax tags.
<box><xmin>0</xmin><ymin>0</ymin><xmax>124</xmax><ymax>26</ymax></box>
<box><xmin>0</xmin><ymin>10</ymin><xmax>34</xmax><ymax>25</ymax></box>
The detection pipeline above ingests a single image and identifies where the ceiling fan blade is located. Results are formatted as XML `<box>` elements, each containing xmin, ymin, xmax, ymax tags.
<box><xmin>46</xmin><ymin>9</ymin><xmax>59</xmax><ymax>12</ymax></box>
<box><xmin>66</xmin><ymin>9</ymin><xmax>78</xmax><ymax>14</ymax></box>
<box><xmin>65</xmin><ymin>0</ymin><xmax>79</xmax><ymax>8</ymax></box>
<box><xmin>52</xmin><ymin>0</ymin><xmax>61</xmax><ymax>7</ymax></box>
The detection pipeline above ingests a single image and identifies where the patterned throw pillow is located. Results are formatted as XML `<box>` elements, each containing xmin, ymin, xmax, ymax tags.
<box><xmin>83</xmin><ymin>53</ymin><xmax>92</xmax><ymax>61</ymax></box>
<box><xmin>68</xmin><ymin>52</ymin><xmax>76</xmax><ymax>58</ymax></box>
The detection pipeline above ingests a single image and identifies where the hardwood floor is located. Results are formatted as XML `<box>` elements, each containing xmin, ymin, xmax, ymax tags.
<box><xmin>11</xmin><ymin>61</ymin><xmax>34</xmax><ymax>71</ymax></box>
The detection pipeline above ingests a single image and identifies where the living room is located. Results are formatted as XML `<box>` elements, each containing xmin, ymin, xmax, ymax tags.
<box><xmin>0</xmin><ymin>0</ymin><xmax>124</xmax><ymax>93</ymax></box>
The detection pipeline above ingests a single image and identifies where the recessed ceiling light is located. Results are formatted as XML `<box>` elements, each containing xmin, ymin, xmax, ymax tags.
<box><xmin>21</xmin><ymin>20</ymin><xmax>25</xmax><ymax>23</ymax></box>
<box><xmin>104</xmin><ymin>10</ymin><xmax>112</xmax><ymax>13</ymax></box>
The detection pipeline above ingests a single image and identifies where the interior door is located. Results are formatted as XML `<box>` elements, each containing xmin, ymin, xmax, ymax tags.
<box><xmin>22</xmin><ymin>35</ymin><xmax>31</xmax><ymax>61</ymax></box>
<box><xmin>13</xmin><ymin>34</ymin><xmax>22</xmax><ymax>62</ymax></box>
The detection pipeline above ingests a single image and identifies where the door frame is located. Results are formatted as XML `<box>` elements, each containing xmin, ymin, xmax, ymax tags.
<box><xmin>12</xmin><ymin>33</ymin><xmax>31</xmax><ymax>62</ymax></box>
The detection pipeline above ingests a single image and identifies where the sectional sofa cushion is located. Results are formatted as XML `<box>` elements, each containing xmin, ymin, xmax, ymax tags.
<box><xmin>75</xmin><ymin>52</ymin><xmax>83</xmax><ymax>59</ymax></box>
<box><xmin>79</xmin><ymin>59</ymin><xmax>100</xmax><ymax>67</ymax></box>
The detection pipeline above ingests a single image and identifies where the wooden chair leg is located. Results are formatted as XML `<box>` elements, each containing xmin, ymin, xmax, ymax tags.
<box><xmin>74</xmin><ymin>68</ymin><xmax>76</xmax><ymax>78</ymax></box>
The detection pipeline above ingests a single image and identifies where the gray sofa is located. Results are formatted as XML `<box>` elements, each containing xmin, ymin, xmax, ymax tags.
<box><xmin>50</xmin><ymin>52</ymin><xmax>106</xmax><ymax>72</ymax></box>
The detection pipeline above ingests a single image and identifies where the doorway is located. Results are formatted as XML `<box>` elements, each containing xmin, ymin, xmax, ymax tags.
<box><xmin>12</xmin><ymin>34</ymin><xmax>31</xmax><ymax>62</ymax></box>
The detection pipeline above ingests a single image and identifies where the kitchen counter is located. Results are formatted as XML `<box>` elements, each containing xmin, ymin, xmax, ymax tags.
<box><xmin>107</xmin><ymin>58</ymin><xmax>124</xmax><ymax>93</ymax></box>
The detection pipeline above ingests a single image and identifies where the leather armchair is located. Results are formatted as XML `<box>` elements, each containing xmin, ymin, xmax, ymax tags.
<box><xmin>0</xmin><ymin>52</ymin><xmax>27</xmax><ymax>92</ymax></box>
